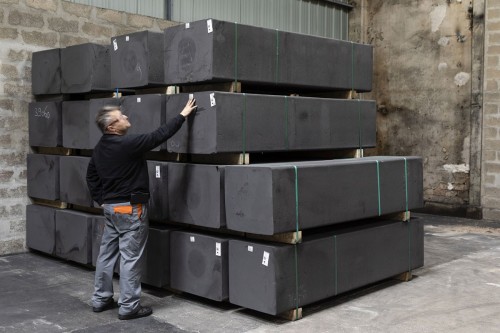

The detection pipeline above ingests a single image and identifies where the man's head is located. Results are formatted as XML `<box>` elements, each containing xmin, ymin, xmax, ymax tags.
<box><xmin>96</xmin><ymin>105</ymin><xmax>131</xmax><ymax>135</ymax></box>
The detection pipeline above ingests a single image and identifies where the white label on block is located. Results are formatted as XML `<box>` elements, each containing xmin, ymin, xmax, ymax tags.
<box><xmin>247</xmin><ymin>246</ymin><xmax>253</xmax><ymax>252</ymax></box>
<box><xmin>189</xmin><ymin>93</ymin><xmax>194</xmax><ymax>100</ymax></box>
<box><xmin>112</xmin><ymin>39</ymin><xmax>118</xmax><ymax>51</ymax></box>
<box><xmin>262</xmin><ymin>251</ymin><xmax>269</xmax><ymax>266</ymax></box>
<box><xmin>207</xmin><ymin>19</ymin><xmax>213</xmax><ymax>33</ymax></box>
<box><xmin>126</xmin><ymin>36</ymin><xmax>129</xmax><ymax>41</ymax></box>
<box><xmin>137</xmin><ymin>97</ymin><xmax>141</xmax><ymax>103</ymax></box>
<box><xmin>155</xmin><ymin>166</ymin><xmax>161</xmax><ymax>178</ymax></box>
<box><xmin>210</xmin><ymin>93</ymin><xmax>216</xmax><ymax>107</ymax></box>
<box><xmin>215</xmin><ymin>242</ymin><xmax>221</xmax><ymax>256</ymax></box>
<box><xmin>190</xmin><ymin>236</ymin><xmax>195</xmax><ymax>242</ymax></box>
<box><xmin>185</xmin><ymin>22</ymin><xmax>190</xmax><ymax>29</ymax></box>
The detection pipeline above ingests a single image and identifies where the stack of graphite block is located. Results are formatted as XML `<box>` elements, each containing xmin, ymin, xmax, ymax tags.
<box><xmin>27</xmin><ymin>18</ymin><xmax>424</xmax><ymax>319</ymax></box>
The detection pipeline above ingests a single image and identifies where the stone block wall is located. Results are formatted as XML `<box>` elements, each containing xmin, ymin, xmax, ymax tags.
<box><xmin>0</xmin><ymin>0</ymin><xmax>177</xmax><ymax>255</ymax></box>
<box><xmin>482</xmin><ymin>0</ymin><xmax>500</xmax><ymax>220</ymax></box>
<box><xmin>349</xmin><ymin>1</ymin><xmax>485</xmax><ymax>218</ymax></box>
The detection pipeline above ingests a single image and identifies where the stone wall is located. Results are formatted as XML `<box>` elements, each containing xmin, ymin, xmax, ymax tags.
<box><xmin>482</xmin><ymin>0</ymin><xmax>500</xmax><ymax>219</ymax></box>
<box><xmin>349</xmin><ymin>1</ymin><xmax>484</xmax><ymax>218</ymax></box>
<box><xmin>0</xmin><ymin>0</ymin><xmax>176</xmax><ymax>255</ymax></box>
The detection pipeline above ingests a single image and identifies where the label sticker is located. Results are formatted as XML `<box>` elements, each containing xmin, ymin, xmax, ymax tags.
<box><xmin>247</xmin><ymin>246</ymin><xmax>253</xmax><ymax>252</ymax></box>
<box><xmin>112</xmin><ymin>39</ymin><xmax>118</xmax><ymax>51</ymax></box>
<box><xmin>126</xmin><ymin>36</ymin><xmax>129</xmax><ymax>41</ymax></box>
<box><xmin>190</xmin><ymin>236</ymin><xmax>195</xmax><ymax>243</ymax></box>
<box><xmin>189</xmin><ymin>93</ymin><xmax>194</xmax><ymax>100</ymax></box>
<box><xmin>155</xmin><ymin>166</ymin><xmax>161</xmax><ymax>178</ymax></box>
<box><xmin>210</xmin><ymin>93</ymin><xmax>216</xmax><ymax>107</ymax></box>
<box><xmin>207</xmin><ymin>19</ymin><xmax>213</xmax><ymax>33</ymax></box>
<box><xmin>185</xmin><ymin>22</ymin><xmax>190</xmax><ymax>29</ymax></box>
<box><xmin>137</xmin><ymin>97</ymin><xmax>141</xmax><ymax>103</ymax></box>
<box><xmin>262</xmin><ymin>251</ymin><xmax>269</xmax><ymax>266</ymax></box>
<box><xmin>215</xmin><ymin>242</ymin><xmax>221</xmax><ymax>256</ymax></box>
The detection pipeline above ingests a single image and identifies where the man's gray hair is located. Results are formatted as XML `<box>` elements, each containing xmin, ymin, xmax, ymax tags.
<box><xmin>96</xmin><ymin>105</ymin><xmax>120</xmax><ymax>133</ymax></box>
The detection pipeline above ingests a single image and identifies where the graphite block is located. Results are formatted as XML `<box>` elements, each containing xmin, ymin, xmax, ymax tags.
<box><xmin>225</xmin><ymin>156</ymin><xmax>423</xmax><ymax>235</ymax></box>
<box><xmin>142</xmin><ymin>225</ymin><xmax>175</xmax><ymax>288</ymax></box>
<box><xmin>147</xmin><ymin>161</ymin><xmax>169</xmax><ymax>222</ymax></box>
<box><xmin>61</xmin><ymin>43</ymin><xmax>111</xmax><ymax>93</ymax></box>
<box><xmin>229</xmin><ymin>219</ymin><xmax>424</xmax><ymax>315</ymax></box>
<box><xmin>59</xmin><ymin>156</ymin><xmax>93</xmax><ymax>207</ymax></box>
<box><xmin>164</xmin><ymin>19</ymin><xmax>372</xmax><ymax>91</ymax></box>
<box><xmin>170</xmin><ymin>230</ymin><xmax>229</xmax><ymax>301</ymax></box>
<box><xmin>165</xmin><ymin>92</ymin><xmax>376</xmax><ymax>154</ymax></box>
<box><xmin>55</xmin><ymin>209</ymin><xmax>93</xmax><ymax>265</ymax></box>
<box><xmin>26</xmin><ymin>204</ymin><xmax>59</xmax><ymax>255</ymax></box>
<box><xmin>120</xmin><ymin>94</ymin><xmax>166</xmax><ymax>151</ymax></box>
<box><xmin>29</xmin><ymin>101</ymin><xmax>62</xmax><ymax>147</ymax></box>
<box><xmin>27</xmin><ymin>153</ymin><xmax>60</xmax><ymax>201</ymax></box>
<box><xmin>168</xmin><ymin>162</ymin><xmax>225</xmax><ymax>228</ymax></box>
<box><xmin>32</xmin><ymin>48</ymin><xmax>61</xmax><ymax>95</ymax></box>
<box><xmin>62</xmin><ymin>98</ymin><xmax>119</xmax><ymax>149</ymax></box>
<box><xmin>111</xmin><ymin>31</ymin><xmax>165</xmax><ymax>88</ymax></box>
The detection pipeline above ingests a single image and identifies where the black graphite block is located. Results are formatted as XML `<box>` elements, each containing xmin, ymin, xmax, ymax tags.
<box><xmin>147</xmin><ymin>161</ymin><xmax>169</xmax><ymax>222</ymax></box>
<box><xmin>165</xmin><ymin>92</ymin><xmax>376</xmax><ymax>154</ymax></box>
<box><xmin>59</xmin><ymin>156</ymin><xmax>93</xmax><ymax>207</ymax></box>
<box><xmin>55</xmin><ymin>209</ymin><xmax>93</xmax><ymax>265</ymax></box>
<box><xmin>170</xmin><ymin>230</ymin><xmax>229</xmax><ymax>301</ymax></box>
<box><xmin>168</xmin><ymin>162</ymin><xmax>225</xmax><ymax>228</ymax></box>
<box><xmin>111</xmin><ymin>31</ymin><xmax>165</xmax><ymax>88</ymax></box>
<box><xmin>120</xmin><ymin>94</ymin><xmax>166</xmax><ymax>151</ymax></box>
<box><xmin>26</xmin><ymin>204</ymin><xmax>59</xmax><ymax>255</ymax></box>
<box><xmin>27</xmin><ymin>153</ymin><xmax>60</xmax><ymax>201</ymax></box>
<box><xmin>229</xmin><ymin>219</ymin><xmax>424</xmax><ymax>315</ymax></box>
<box><xmin>62</xmin><ymin>98</ymin><xmax>119</xmax><ymax>149</ymax></box>
<box><xmin>61</xmin><ymin>43</ymin><xmax>111</xmax><ymax>93</ymax></box>
<box><xmin>29</xmin><ymin>101</ymin><xmax>62</xmax><ymax>147</ymax></box>
<box><xmin>225</xmin><ymin>156</ymin><xmax>423</xmax><ymax>235</ymax></box>
<box><xmin>32</xmin><ymin>48</ymin><xmax>61</xmax><ymax>95</ymax></box>
<box><xmin>164</xmin><ymin>19</ymin><xmax>372</xmax><ymax>91</ymax></box>
<box><xmin>142</xmin><ymin>225</ymin><xmax>175</xmax><ymax>288</ymax></box>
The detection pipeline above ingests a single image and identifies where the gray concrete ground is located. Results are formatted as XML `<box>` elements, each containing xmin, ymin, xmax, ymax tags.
<box><xmin>2</xmin><ymin>213</ymin><xmax>500</xmax><ymax>333</ymax></box>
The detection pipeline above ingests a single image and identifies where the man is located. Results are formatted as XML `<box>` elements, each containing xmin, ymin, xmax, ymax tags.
<box><xmin>87</xmin><ymin>98</ymin><xmax>197</xmax><ymax>320</ymax></box>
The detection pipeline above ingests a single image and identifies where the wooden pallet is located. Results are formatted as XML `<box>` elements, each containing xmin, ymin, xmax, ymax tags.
<box><xmin>31</xmin><ymin>198</ymin><xmax>68</xmax><ymax>209</ymax></box>
<box><xmin>394</xmin><ymin>271</ymin><xmax>413</xmax><ymax>282</ymax></box>
<box><xmin>31</xmin><ymin>146</ymin><xmax>74</xmax><ymax>156</ymax></box>
<box><xmin>245</xmin><ymin>230</ymin><xmax>303</xmax><ymax>245</ymax></box>
<box><xmin>279</xmin><ymin>307</ymin><xmax>303</xmax><ymax>321</ymax></box>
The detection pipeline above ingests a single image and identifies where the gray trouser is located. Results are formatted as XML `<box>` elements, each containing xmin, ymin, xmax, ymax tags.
<box><xmin>92</xmin><ymin>202</ymin><xmax>148</xmax><ymax>315</ymax></box>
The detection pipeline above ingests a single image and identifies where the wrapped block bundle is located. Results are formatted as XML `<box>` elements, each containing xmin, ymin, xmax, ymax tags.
<box><xmin>165</xmin><ymin>92</ymin><xmax>376</xmax><ymax>154</ymax></box>
<box><xmin>225</xmin><ymin>156</ymin><xmax>423</xmax><ymax>235</ymax></box>
<box><xmin>229</xmin><ymin>219</ymin><xmax>424</xmax><ymax>315</ymax></box>
<box><xmin>164</xmin><ymin>19</ymin><xmax>372</xmax><ymax>92</ymax></box>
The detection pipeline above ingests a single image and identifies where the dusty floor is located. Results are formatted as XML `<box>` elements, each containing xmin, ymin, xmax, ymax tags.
<box><xmin>2</xmin><ymin>213</ymin><xmax>500</xmax><ymax>332</ymax></box>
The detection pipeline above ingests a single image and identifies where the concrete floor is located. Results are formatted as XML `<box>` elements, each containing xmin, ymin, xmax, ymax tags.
<box><xmin>2</xmin><ymin>213</ymin><xmax>500</xmax><ymax>333</ymax></box>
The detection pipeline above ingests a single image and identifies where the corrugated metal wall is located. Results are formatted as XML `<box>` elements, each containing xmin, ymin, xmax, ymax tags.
<box><xmin>66</xmin><ymin>0</ymin><xmax>349</xmax><ymax>39</ymax></box>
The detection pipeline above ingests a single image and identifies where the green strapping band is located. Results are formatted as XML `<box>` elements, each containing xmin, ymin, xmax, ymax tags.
<box><xmin>285</xmin><ymin>96</ymin><xmax>289</xmax><ymax>150</ymax></box>
<box><xmin>275</xmin><ymin>29</ymin><xmax>279</xmax><ymax>84</ymax></box>
<box><xmin>294</xmin><ymin>244</ymin><xmax>299</xmax><ymax>319</ymax></box>
<box><xmin>404</xmin><ymin>157</ymin><xmax>411</xmax><ymax>273</ymax></box>
<box><xmin>376</xmin><ymin>160</ymin><xmax>381</xmax><ymax>216</ymax></box>
<box><xmin>404</xmin><ymin>158</ymin><xmax>409</xmax><ymax>213</ymax></box>
<box><xmin>358</xmin><ymin>99</ymin><xmax>362</xmax><ymax>150</ymax></box>
<box><xmin>234</xmin><ymin>22</ymin><xmax>238</xmax><ymax>86</ymax></box>
<box><xmin>242</xmin><ymin>93</ymin><xmax>247</xmax><ymax>164</ymax></box>
<box><xmin>351</xmin><ymin>41</ymin><xmax>354</xmax><ymax>91</ymax></box>
<box><xmin>334</xmin><ymin>235</ymin><xmax>338</xmax><ymax>295</ymax></box>
<box><xmin>291</xmin><ymin>165</ymin><xmax>299</xmax><ymax>318</ymax></box>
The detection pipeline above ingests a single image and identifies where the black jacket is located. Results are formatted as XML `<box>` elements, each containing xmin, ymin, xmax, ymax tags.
<box><xmin>86</xmin><ymin>114</ymin><xmax>185</xmax><ymax>205</ymax></box>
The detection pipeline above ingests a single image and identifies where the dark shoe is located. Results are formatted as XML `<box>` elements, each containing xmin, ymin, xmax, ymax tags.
<box><xmin>92</xmin><ymin>298</ymin><xmax>116</xmax><ymax>313</ymax></box>
<box><xmin>118</xmin><ymin>306</ymin><xmax>153</xmax><ymax>320</ymax></box>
